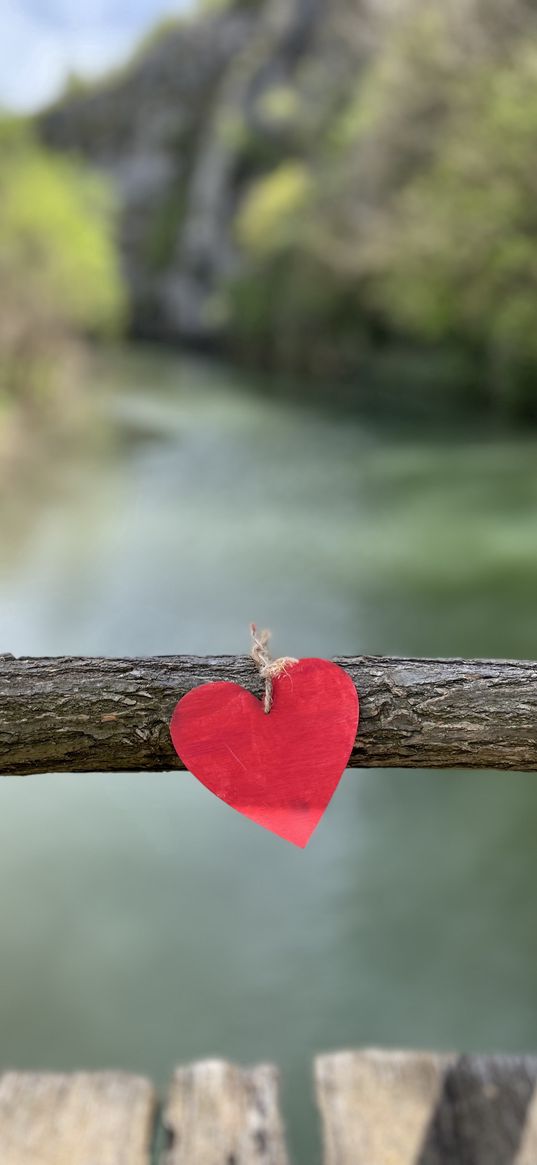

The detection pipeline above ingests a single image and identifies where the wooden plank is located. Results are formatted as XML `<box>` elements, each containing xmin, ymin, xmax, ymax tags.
<box><xmin>315</xmin><ymin>1050</ymin><xmax>452</xmax><ymax>1165</ymax></box>
<box><xmin>162</xmin><ymin>1059</ymin><xmax>289</xmax><ymax>1164</ymax></box>
<box><xmin>0</xmin><ymin>1071</ymin><xmax>156</xmax><ymax>1165</ymax></box>
<box><xmin>315</xmin><ymin>1049</ymin><xmax>537</xmax><ymax>1165</ymax></box>
<box><xmin>3</xmin><ymin>653</ymin><xmax>537</xmax><ymax>775</ymax></box>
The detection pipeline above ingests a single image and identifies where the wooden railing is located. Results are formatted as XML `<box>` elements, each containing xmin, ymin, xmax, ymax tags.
<box><xmin>1</xmin><ymin>653</ymin><xmax>537</xmax><ymax>775</ymax></box>
<box><xmin>1</xmin><ymin>1050</ymin><xmax>536</xmax><ymax>1163</ymax></box>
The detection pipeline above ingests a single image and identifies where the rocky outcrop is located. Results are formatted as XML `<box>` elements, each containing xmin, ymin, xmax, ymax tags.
<box><xmin>38</xmin><ymin>0</ymin><xmax>389</xmax><ymax>344</ymax></box>
<box><xmin>39</xmin><ymin>8</ymin><xmax>254</xmax><ymax>341</ymax></box>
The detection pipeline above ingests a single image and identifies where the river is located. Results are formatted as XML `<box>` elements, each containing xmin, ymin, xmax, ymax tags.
<box><xmin>1</xmin><ymin>347</ymin><xmax>537</xmax><ymax>1161</ymax></box>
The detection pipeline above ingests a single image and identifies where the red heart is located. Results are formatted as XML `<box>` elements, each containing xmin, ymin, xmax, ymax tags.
<box><xmin>169</xmin><ymin>658</ymin><xmax>359</xmax><ymax>847</ymax></box>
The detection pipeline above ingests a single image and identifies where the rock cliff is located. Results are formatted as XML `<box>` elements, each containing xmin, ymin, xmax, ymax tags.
<box><xmin>39</xmin><ymin>0</ymin><xmax>391</xmax><ymax>345</ymax></box>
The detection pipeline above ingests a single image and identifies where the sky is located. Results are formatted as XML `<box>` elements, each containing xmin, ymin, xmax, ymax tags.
<box><xmin>0</xmin><ymin>0</ymin><xmax>190</xmax><ymax>111</ymax></box>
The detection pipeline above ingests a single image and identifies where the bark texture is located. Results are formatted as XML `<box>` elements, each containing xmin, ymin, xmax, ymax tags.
<box><xmin>1</xmin><ymin>653</ymin><xmax>537</xmax><ymax>775</ymax></box>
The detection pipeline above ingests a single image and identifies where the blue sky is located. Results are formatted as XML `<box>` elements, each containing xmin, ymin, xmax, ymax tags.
<box><xmin>0</xmin><ymin>0</ymin><xmax>191</xmax><ymax>110</ymax></box>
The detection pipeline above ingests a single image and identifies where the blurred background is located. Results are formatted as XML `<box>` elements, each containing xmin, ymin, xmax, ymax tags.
<box><xmin>2</xmin><ymin>0</ymin><xmax>537</xmax><ymax>1159</ymax></box>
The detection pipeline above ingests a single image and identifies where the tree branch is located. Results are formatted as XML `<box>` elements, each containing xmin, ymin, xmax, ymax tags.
<box><xmin>0</xmin><ymin>654</ymin><xmax>536</xmax><ymax>775</ymax></box>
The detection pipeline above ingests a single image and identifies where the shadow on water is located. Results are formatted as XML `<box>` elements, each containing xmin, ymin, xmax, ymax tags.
<box><xmin>2</xmin><ymin>346</ymin><xmax>537</xmax><ymax>1162</ymax></box>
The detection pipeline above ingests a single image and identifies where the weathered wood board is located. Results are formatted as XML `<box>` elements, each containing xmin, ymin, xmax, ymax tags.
<box><xmin>1</xmin><ymin>1054</ymin><xmax>537</xmax><ymax>1162</ymax></box>
<box><xmin>315</xmin><ymin>1049</ymin><xmax>537</xmax><ymax>1165</ymax></box>
<box><xmin>162</xmin><ymin>1059</ymin><xmax>289</xmax><ymax>1165</ymax></box>
<box><xmin>0</xmin><ymin>1071</ymin><xmax>156</xmax><ymax>1165</ymax></box>
<box><xmin>3</xmin><ymin>653</ymin><xmax>537</xmax><ymax>775</ymax></box>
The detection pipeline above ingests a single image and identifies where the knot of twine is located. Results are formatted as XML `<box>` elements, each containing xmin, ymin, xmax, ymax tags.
<box><xmin>250</xmin><ymin>624</ymin><xmax>298</xmax><ymax>713</ymax></box>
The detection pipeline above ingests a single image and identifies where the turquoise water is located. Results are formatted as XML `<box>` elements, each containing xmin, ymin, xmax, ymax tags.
<box><xmin>1</xmin><ymin>349</ymin><xmax>537</xmax><ymax>1161</ymax></box>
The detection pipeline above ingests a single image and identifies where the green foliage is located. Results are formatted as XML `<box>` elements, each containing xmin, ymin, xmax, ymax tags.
<box><xmin>236</xmin><ymin>162</ymin><xmax>312</xmax><ymax>256</ymax></box>
<box><xmin>226</xmin><ymin>0</ymin><xmax>537</xmax><ymax>412</ymax></box>
<box><xmin>370</xmin><ymin>48</ymin><xmax>537</xmax><ymax>358</ymax></box>
<box><xmin>335</xmin><ymin>5</ymin><xmax>451</xmax><ymax>150</ymax></box>
<box><xmin>228</xmin><ymin>246</ymin><xmax>366</xmax><ymax>376</ymax></box>
<box><xmin>231</xmin><ymin>164</ymin><xmax>355</xmax><ymax>371</ymax></box>
<box><xmin>0</xmin><ymin>118</ymin><xmax>123</xmax><ymax>333</ymax></box>
<box><xmin>144</xmin><ymin>189</ymin><xmax>187</xmax><ymax>271</ymax></box>
<box><xmin>257</xmin><ymin>86</ymin><xmax>300</xmax><ymax>131</ymax></box>
<box><xmin>0</xmin><ymin>116</ymin><xmax>124</xmax><ymax>432</ymax></box>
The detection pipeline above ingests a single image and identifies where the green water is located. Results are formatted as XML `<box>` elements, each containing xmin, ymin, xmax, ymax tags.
<box><xmin>1</xmin><ymin>349</ymin><xmax>537</xmax><ymax>1162</ymax></box>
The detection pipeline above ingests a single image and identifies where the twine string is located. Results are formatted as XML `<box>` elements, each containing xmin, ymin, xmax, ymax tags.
<box><xmin>250</xmin><ymin>624</ymin><xmax>298</xmax><ymax>713</ymax></box>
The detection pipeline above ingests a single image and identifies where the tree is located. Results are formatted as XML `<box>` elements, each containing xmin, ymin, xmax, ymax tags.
<box><xmin>365</xmin><ymin>46</ymin><xmax>537</xmax><ymax>413</ymax></box>
<box><xmin>0</xmin><ymin>117</ymin><xmax>124</xmax><ymax>422</ymax></box>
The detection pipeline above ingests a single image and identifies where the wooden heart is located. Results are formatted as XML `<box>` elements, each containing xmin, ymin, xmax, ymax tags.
<box><xmin>169</xmin><ymin>658</ymin><xmax>359</xmax><ymax>847</ymax></box>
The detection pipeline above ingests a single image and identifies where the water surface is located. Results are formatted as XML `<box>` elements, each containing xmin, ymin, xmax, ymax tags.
<box><xmin>1</xmin><ymin>349</ymin><xmax>537</xmax><ymax>1161</ymax></box>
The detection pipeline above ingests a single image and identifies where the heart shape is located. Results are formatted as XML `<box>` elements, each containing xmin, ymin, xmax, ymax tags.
<box><xmin>170</xmin><ymin>658</ymin><xmax>359</xmax><ymax>847</ymax></box>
